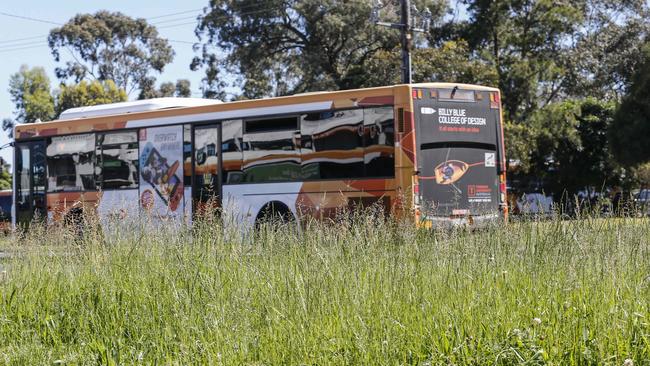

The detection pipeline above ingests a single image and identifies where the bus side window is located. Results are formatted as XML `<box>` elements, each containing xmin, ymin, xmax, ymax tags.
<box><xmin>96</xmin><ymin>131</ymin><xmax>139</xmax><ymax>190</ymax></box>
<box><xmin>363</xmin><ymin>107</ymin><xmax>395</xmax><ymax>178</ymax></box>
<box><xmin>300</xmin><ymin>109</ymin><xmax>364</xmax><ymax>180</ymax></box>
<box><xmin>242</xmin><ymin>116</ymin><xmax>300</xmax><ymax>183</ymax></box>
<box><xmin>221</xmin><ymin>120</ymin><xmax>243</xmax><ymax>184</ymax></box>
<box><xmin>47</xmin><ymin>133</ymin><xmax>96</xmax><ymax>192</ymax></box>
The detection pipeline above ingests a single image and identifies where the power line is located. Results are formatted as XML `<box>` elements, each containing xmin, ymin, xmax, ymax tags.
<box><xmin>153</xmin><ymin>15</ymin><xmax>198</xmax><ymax>25</ymax></box>
<box><xmin>154</xmin><ymin>6</ymin><xmax>280</xmax><ymax>26</ymax></box>
<box><xmin>147</xmin><ymin>9</ymin><xmax>203</xmax><ymax>20</ymax></box>
<box><xmin>0</xmin><ymin>40</ymin><xmax>45</xmax><ymax>49</ymax></box>
<box><xmin>0</xmin><ymin>40</ymin><xmax>46</xmax><ymax>50</ymax></box>
<box><xmin>0</xmin><ymin>44</ymin><xmax>48</xmax><ymax>54</ymax></box>
<box><xmin>156</xmin><ymin>6</ymin><xmax>283</xmax><ymax>29</ymax></box>
<box><xmin>157</xmin><ymin>21</ymin><xmax>199</xmax><ymax>30</ymax></box>
<box><xmin>167</xmin><ymin>39</ymin><xmax>196</xmax><ymax>45</ymax></box>
<box><xmin>0</xmin><ymin>6</ymin><xmax>283</xmax><ymax>52</ymax></box>
<box><xmin>0</xmin><ymin>34</ymin><xmax>47</xmax><ymax>44</ymax></box>
<box><xmin>0</xmin><ymin>11</ymin><xmax>62</xmax><ymax>25</ymax></box>
<box><xmin>0</xmin><ymin>8</ymin><xmax>203</xmax><ymax>26</ymax></box>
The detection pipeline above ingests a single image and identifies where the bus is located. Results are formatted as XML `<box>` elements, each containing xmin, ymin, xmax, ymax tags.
<box><xmin>12</xmin><ymin>83</ymin><xmax>507</xmax><ymax>231</ymax></box>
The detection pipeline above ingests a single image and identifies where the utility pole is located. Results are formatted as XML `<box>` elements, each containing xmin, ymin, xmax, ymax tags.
<box><xmin>400</xmin><ymin>0</ymin><xmax>412</xmax><ymax>83</ymax></box>
<box><xmin>371</xmin><ymin>0</ymin><xmax>432</xmax><ymax>84</ymax></box>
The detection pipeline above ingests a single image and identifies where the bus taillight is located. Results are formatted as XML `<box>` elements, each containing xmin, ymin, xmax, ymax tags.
<box><xmin>499</xmin><ymin>181</ymin><xmax>507</xmax><ymax>203</ymax></box>
<box><xmin>490</xmin><ymin>92</ymin><xmax>501</xmax><ymax>109</ymax></box>
<box><xmin>413</xmin><ymin>184</ymin><xmax>420</xmax><ymax>206</ymax></box>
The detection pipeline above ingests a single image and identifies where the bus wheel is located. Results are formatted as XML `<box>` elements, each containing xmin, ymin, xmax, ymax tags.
<box><xmin>64</xmin><ymin>208</ymin><xmax>88</xmax><ymax>239</ymax></box>
<box><xmin>254</xmin><ymin>201</ymin><xmax>296</xmax><ymax>230</ymax></box>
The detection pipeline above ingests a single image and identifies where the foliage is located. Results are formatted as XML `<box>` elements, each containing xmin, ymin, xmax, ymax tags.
<box><xmin>48</xmin><ymin>11</ymin><xmax>175</xmax><ymax>96</ymax></box>
<box><xmin>544</xmin><ymin>99</ymin><xmax>622</xmax><ymax>195</ymax></box>
<box><xmin>362</xmin><ymin>40</ymin><xmax>499</xmax><ymax>87</ymax></box>
<box><xmin>192</xmin><ymin>0</ymin><xmax>446</xmax><ymax>99</ymax></box>
<box><xmin>504</xmin><ymin>120</ymin><xmax>537</xmax><ymax>173</ymax></box>
<box><xmin>0</xmin><ymin>158</ymin><xmax>11</xmax><ymax>190</ymax></box>
<box><xmin>610</xmin><ymin>42</ymin><xmax>650</xmax><ymax>167</ymax></box>
<box><xmin>9</xmin><ymin>66</ymin><xmax>55</xmax><ymax>123</ymax></box>
<box><xmin>1</xmin><ymin>216</ymin><xmax>650</xmax><ymax>363</ymax></box>
<box><xmin>2</xmin><ymin>65</ymin><xmax>55</xmax><ymax>138</ymax></box>
<box><xmin>634</xmin><ymin>163</ymin><xmax>650</xmax><ymax>187</ymax></box>
<box><xmin>138</xmin><ymin>78</ymin><xmax>192</xmax><ymax>99</ymax></box>
<box><xmin>3</xmin><ymin>66</ymin><xmax>130</xmax><ymax>138</ymax></box>
<box><xmin>55</xmin><ymin>80</ymin><xmax>127</xmax><ymax>117</ymax></box>
<box><xmin>563</xmin><ymin>0</ymin><xmax>650</xmax><ymax>99</ymax></box>
<box><xmin>457</xmin><ymin>0</ymin><xmax>585</xmax><ymax>122</ymax></box>
<box><xmin>510</xmin><ymin>98</ymin><xmax>622</xmax><ymax>196</ymax></box>
<box><xmin>432</xmin><ymin>0</ymin><xmax>650</xmax><ymax>188</ymax></box>
<box><xmin>8</xmin><ymin>65</ymin><xmax>55</xmax><ymax>124</ymax></box>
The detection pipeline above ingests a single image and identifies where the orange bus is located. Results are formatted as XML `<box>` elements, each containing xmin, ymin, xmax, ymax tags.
<box><xmin>12</xmin><ymin>83</ymin><xmax>507</xmax><ymax>230</ymax></box>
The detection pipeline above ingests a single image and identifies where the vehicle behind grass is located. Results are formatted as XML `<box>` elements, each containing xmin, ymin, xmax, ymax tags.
<box><xmin>0</xmin><ymin>190</ymin><xmax>11</xmax><ymax>234</ymax></box>
<box><xmin>12</xmin><ymin>83</ymin><xmax>507</xmax><ymax>235</ymax></box>
<box><xmin>634</xmin><ymin>189</ymin><xmax>650</xmax><ymax>216</ymax></box>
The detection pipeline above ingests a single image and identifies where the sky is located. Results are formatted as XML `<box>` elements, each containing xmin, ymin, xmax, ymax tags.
<box><xmin>0</xmin><ymin>0</ymin><xmax>211</xmax><ymax>170</ymax></box>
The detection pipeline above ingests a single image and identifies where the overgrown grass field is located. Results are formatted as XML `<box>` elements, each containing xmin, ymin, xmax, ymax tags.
<box><xmin>0</xmin><ymin>216</ymin><xmax>649</xmax><ymax>364</ymax></box>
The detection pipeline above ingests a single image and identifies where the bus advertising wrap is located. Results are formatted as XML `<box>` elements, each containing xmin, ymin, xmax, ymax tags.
<box><xmin>416</xmin><ymin>103</ymin><xmax>498</xmax><ymax>145</ymax></box>
<box><xmin>139</xmin><ymin>125</ymin><xmax>184</xmax><ymax>222</ymax></box>
<box><xmin>414</xmin><ymin>89</ymin><xmax>501</xmax><ymax>217</ymax></box>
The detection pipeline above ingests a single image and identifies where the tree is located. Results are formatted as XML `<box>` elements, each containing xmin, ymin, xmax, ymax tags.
<box><xmin>0</xmin><ymin>158</ymin><xmax>11</xmax><ymax>190</ymax></box>
<box><xmin>55</xmin><ymin>80</ymin><xmax>127</xmax><ymax>117</ymax></box>
<box><xmin>456</xmin><ymin>0</ymin><xmax>586</xmax><ymax>123</ymax></box>
<box><xmin>2</xmin><ymin>65</ymin><xmax>55</xmax><ymax>138</ymax></box>
<box><xmin>563</xmin><ymin>0</ymin><xmax>650</xmax><ymax>100</ymax></box>
<box><xmin>634</xmin><ymin>163</ymin><xmax>650</xmax><ymax>189</ymax></box>
<box><xmin>138</xmin><ymin>78</ymin><xmax>192</xmax><ymax>99</ymax></box>
<box><xmin>192</xmin><ymin>0</ymin><xmax>446</xmax><ymax>99</ymax></box>
<box><xmin>48</xmin><ymin>11</ymin><xmax>175</xmax><ymax>96</ymax></box>
<box><xmin>2</xmin><ymin>66</ymin><xmax>130</xmax><ymax>138</ymax></box>
<box><xmin>8</xmin><ymin>65</ymin><xmax>55</xmax><ymax>123</ymax></box>
<box><xmin>361</xmin><ymin>40</ymin><xmax>498</xmax><ymax>87</ymax></box>
<box><xmin>610</xmin><ymin>42</ymin><xmax>650</xmax><ymax>167</ymax></box>
<box><xmin>513</xmin><ymin>98</ymin><xmax>622</xmax><ymax>197</ymax></box>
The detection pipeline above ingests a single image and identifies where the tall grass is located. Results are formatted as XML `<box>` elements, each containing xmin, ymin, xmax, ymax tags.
<box><xmin>0</xmin><ymin>214</ymin><xmax>649</xmax><ymax>365</ymax></box>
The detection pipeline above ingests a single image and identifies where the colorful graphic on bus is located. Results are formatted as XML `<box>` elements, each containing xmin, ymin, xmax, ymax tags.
<box><xmin>12</xmin><ymin>83</ymin><xmax>507</xmax><ymax>231</ymax></box>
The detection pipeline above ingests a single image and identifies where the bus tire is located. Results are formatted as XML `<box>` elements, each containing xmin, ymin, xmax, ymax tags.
<box><xmin>254</xmin><ymin>201</ymin><xmax>296</xmax><ymax>230</ymax></box>
<box><xmin>64</xmin><ymin>208</ymin><xmax>89</xmax><ymax>239</ymax></box>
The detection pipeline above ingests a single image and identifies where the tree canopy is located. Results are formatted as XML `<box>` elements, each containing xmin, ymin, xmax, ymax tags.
<box><xmin>48</xmin><ymin>11</ymin><xmax>175</xmax><ymax>96</ymax></box>
<box><xmin>2</xmin><ymin>66</ymin><xmax>55</xmax><ymax>138</ymax></box>
<box><xmin>55</xmin><ymin>80</ymin><xmax>127</xmax><ymax>117</ymax></box>
<box><xmin>0</xmin><ymin>158</ymin><xmax>11</xmax><ymax>190</ymax></box>
<box><xmin>610</xmin><ymin>42</ymin><xmax>650</xmax><ymax>166</ymax></box>
<box><xmin>2</xmin><ymin>66</ymin><xmax>128</xmax><ymax>138</ymax></box>
<box><xmin>192</xmin><ymin>0</ymin><xmax>446</xmax><ymax>99</ymax></box>
<box><xmin>8</xmin><ymin>65</ymin><xmax>55</xmax><ymax>124</ymax></box>
<box><xmin>138</xmin><ymin>78</ymin><xmax>192</xmax><ymax>99</ymax></box>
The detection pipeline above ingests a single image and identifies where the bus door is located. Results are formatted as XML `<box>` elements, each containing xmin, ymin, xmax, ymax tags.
<box><xmin>14</xmin><ymin>140</ymin><xmax>47</xmax><ymax>227</ymax></box>
<box><xmin>192</xmin><ymin>124</ymin><xmax>222</xmax><ymax>216</ymax></box>
<box><xmin>413</xmin><ymin>88</ymin><xmax>501</xmax><ymax>218</ymax></box>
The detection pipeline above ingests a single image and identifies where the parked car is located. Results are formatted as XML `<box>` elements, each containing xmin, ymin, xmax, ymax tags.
<box><xmin>634</xmin><ymin>189</ymin><xmax>650</xmax><ymax>216</ymax></box>
<box><xmin>515</xmin><ymin>192</ymin><xmax>554</xmax><ymax>217</ymax></box>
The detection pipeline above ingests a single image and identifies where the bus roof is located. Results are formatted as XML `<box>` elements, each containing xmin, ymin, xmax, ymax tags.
<box><xmin>14</xmin><ymin>83</ymin><xmax>499</xmax><ymax>139</ymax></box>
<box><xmin>58</xmin><ymin>97</ymin><xmax>223</xmax><ymax>120</ymax></box>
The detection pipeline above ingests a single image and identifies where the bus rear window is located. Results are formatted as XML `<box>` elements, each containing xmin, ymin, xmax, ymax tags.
<box><xmin>438</xmin><ymin>88</ymin><xmax>475</xmax><ymax>102</ymax></box>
